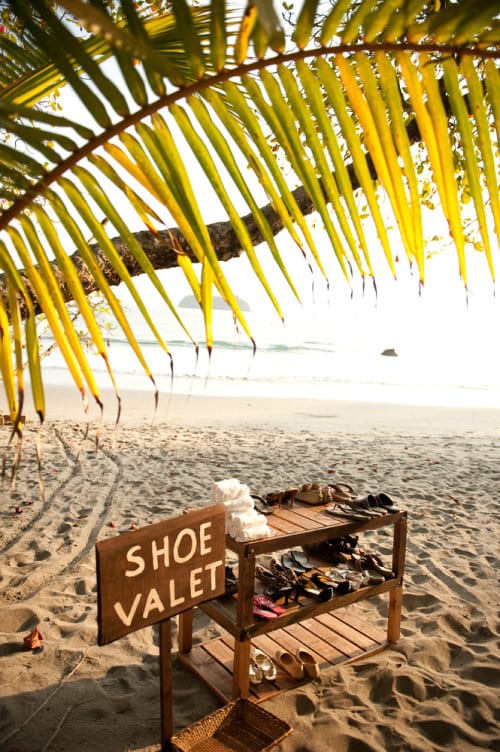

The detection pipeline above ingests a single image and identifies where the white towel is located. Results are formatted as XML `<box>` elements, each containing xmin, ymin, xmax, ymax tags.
<box><xmin>222</xmin><ymin>496</ymin><xmax>254</xmax><ymax>514</ymax></box>
<box><xmin>210</xmin><ymin>479</ymin><xmax>250</xmax><ymax>504</ymax></box>
<box><xmin>227</xmin><ymin>509</ymin><xmax>262</xmax><ymax>530</ymax></box>
<box><xmin>227</xmin><ymin>505</ymin><xmax>270</xmax><ymax>539</ymax></box>
<box><xmin>234</xmin><ymin>524</ymin><xmax>271</xmax><ymax>542</ymax></box>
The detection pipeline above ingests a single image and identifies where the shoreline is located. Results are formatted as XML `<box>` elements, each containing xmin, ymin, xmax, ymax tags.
<box><xmin>19</xmin><ymin>382</ymin><xmax>500</xmax><ymax>436</ymax></box>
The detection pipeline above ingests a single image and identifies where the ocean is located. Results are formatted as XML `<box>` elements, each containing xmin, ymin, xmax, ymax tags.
<box><xmin>39</xmin><ymin>252</ymin><xmax>500</xmax><ymax>410</ymax></box>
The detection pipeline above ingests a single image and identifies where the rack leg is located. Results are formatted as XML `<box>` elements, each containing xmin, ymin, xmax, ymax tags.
<box><xmin>387</xmin><ymin>586</ymin><xmax>403</xmax><ymax>642</ymax></box>
<box><xmin>159</xmin><ymin>619</ymin><xmax>173</xmax><ymax>749</ymax></box>
<box><xmin>178</xmin><ymin>608</ymin><xmax>193</xmax><ymax>653</ymax></box>
<box><xmin>232</xmin><ymin>638</ymin><xmax>251</xmax><ymax>699</ymax></box>
<box><xmin>388</xmin><ymin>514</ymin><xmax>407</xmax><ymax>643</ymax></box>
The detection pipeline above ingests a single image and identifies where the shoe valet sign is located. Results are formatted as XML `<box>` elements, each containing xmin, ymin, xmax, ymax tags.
<box><xmin>95</xmin><ymin>504</ymin><xmax>226</xmax><ymax>747</ymax></box>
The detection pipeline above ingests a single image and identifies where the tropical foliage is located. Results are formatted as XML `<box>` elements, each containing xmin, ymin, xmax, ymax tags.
<box><xmin>0</xmin><ymin>0</ymin><xmax>499</xmax><ymax>429</ymax></box>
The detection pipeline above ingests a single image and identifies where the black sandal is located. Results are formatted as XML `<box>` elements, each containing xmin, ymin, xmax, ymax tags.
<box><xmin>252</xmin><ymin>494</ymin><xmax>275</xmax><ymax>515</ymax></box>
<box><xmin>294</xmin><ymin>575</ymin><xmax>334</xmax><ymax>602</ymax></box>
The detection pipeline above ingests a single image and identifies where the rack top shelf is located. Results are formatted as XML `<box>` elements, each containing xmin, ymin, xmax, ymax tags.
<box><xmin>226</xmin><ymin>503</ymin><xmax>407</xmax><ymax>556</ymax></box>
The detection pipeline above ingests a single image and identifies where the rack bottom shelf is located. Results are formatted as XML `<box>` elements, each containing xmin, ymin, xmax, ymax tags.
<box><xmin>177</xmin><ymin>609</ymin><xmax>389</xmax><ymax>704</ymax></box>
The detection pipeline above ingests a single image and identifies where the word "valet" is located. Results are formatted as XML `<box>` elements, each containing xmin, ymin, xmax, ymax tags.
<box><xmin>96</xmin><ymin>505</ymin><xmax>226</xmax><ymax>644</ymax></box>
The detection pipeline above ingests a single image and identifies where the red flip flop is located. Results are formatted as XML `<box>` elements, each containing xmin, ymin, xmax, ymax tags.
<box><xmin>253</xmin><ymin>594</ymin><xmax>286</xmax><ymax>616</ymax></box>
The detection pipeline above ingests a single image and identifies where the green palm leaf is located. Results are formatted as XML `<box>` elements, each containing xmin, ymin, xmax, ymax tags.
<box><xmin>0</xmin><ymin>0</ymin><xmax>498</xmax><ymax>425</ymax></box>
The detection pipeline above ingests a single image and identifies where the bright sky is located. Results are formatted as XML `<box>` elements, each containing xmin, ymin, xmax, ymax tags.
<box><xmin>50</xmin><ymin>21</ymin><xmax>499</xmax><ymax>358</ymax></box>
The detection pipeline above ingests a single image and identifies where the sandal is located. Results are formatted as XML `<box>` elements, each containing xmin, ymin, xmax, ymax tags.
<box><xmin>255</xmin><ymin>564</ymin><xmax>289</xmax><ymax>589</ymax></box>
<box><xmin>253</xmin><ymin>596</ymin><xmax>279</xmax><ymax>620</ymax></box>
<box><xmin>353</xmin><ymin>552</ymin><xmax>394</xmax><ymax>580</ymax></box>
<box><xmin>281</xmin><ymin>551</ymin><xmax>307</xmax><ymax>574</ymax></box>
<box><xmin>328</xmin><ymin>483</ymin><xmax>356</xmax><ymax>502</ymax></box>
<box><xmin>325</xmin><ymin>503</ymin><xmax>372</xmax><ymax>520</ymax></box>
<box><xmin>263</xmin><ymin>487</ymin><xmax>297</xmax><ymax>508</ymax></box>
<box><xmin>264</xmin><ymin>584</ymin><xmax>294</xmax><ymax>605</ymax></box>
<box><xmin>253</xmin><ymin>594</ymin><xmax>286</xmax><ymax>615</ymax></box>
<box><xmin>252</xmin><ymin>494</ymin><xmax>275</xmax><ymax>515</ymax></box>
<box><xmin>251</xmin><ymin>648</ymin><xmax>277</xmax><ymax>681</ymax></box>
<box><xmin>310</xmin><ymin>570</ymin><xmax>351</xmax><ymax>595</ymax></box>
<box><xmin>270</xmin><ymin>557</ymin><xmax>297</xmax><ymax>584</ymax></box>
<box><xmin>294</xmin><ymin>575</ymin><xmax>334</xmax><ymax>602</ymax></box>
<box><xmin>291</xmin><ymin>549</ymin><xmax>314</xmax><ymax>571</ymax></box>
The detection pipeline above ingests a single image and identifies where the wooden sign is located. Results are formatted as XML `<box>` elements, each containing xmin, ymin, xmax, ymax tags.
<box><xmin>96</xmin><ymin>504</ymin><xmax>226</xmax><ymax>645</ymax></box>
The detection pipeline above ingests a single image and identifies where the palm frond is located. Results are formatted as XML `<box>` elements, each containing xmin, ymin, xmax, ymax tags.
<box><xmin>0</xmin><ymin>0</ymin><xmax>498</xmax><ymax>423</ymax></box>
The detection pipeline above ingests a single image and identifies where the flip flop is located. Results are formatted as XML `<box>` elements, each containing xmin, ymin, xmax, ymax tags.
<box><xmin>328</xmin><ymin>483</ymin><xmax>356</xmax><ymax>502</ymax></box>
<box><xmin>325</xmin><ymin>504</ymin><xmax>371</xmax><ymax>521</ymax></box>
<box><xmin>290</xmin><ymin>549</ymin><xmax>314</xmax><ymax>571</ymax></box>
<box><xmin>251</xmin><ymin>494</ymin><xmax>275</xmax><ymax>515</ymax></box>
<box><xmin>253</xmin><ymin>594</ymin><xmax>286</xmax><ymax>615</ymax></box>
<box><xmin>281</xmin><ymin>551</ymin><xmax>306</xmax><ymax>574</ymax></box>
<box><xmin>253</xmin><ymin>601</ymin><xmax>278</xmax><ymax>620</ymax></box>
<box><xmin>350</xmin><ymin>495</ymin><xmax>388</xmax><ymax>516</ymax></box>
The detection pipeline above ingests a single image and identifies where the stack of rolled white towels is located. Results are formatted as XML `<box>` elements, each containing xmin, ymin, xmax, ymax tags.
<box><xmin>210</xmin><ymin>478</ymin><xmax>271</xmax><ymax>541</ymax></box>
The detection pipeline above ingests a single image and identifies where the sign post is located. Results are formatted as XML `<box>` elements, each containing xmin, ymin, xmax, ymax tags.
<box><xmin>95</xmin><ymin>504</ymin><xmax>226</xmax><ymax>748</ymax></box>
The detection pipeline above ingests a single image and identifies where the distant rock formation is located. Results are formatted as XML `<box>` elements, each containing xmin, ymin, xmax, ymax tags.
<box><xmin>179</xmin><ymin>294</ymin><xmax>250</xmax><ymax>311</ymax></box>
<box><xmin>381</xmin><ymin>348</ymin><xmax>398</xmax><ymax>357</ymax></box>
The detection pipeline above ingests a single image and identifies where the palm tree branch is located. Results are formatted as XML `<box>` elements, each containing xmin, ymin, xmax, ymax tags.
<box><xmin>1</xmin><ymin>40</ymin><xmax>495</xmax><ymax>230</ymax></box>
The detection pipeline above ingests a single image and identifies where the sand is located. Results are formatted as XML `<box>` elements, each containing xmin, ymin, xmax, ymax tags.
<box><xmin>1</xmin><ymin>388</ymin><xmax>499</xmax><ymax>752</ymax></box>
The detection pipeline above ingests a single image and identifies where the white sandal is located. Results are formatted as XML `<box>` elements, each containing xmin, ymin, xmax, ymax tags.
<box><xmin>251</xmin><ymin>648</ymin><xmax>277</xmax><ymax>681</ymax></box>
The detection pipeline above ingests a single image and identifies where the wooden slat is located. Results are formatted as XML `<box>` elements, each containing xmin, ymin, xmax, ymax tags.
<box><xmin>204</xmin><ymin>637</ymin><xmax>234</xmax><ymax>669</ymax></box>
<box><xmin>332</xmin><ymin>607</ymin><xmax>387</xmax><ymax>643</ymax></box>
<box><xmin>269</xmin><ymin>507</ymin><xmax>325</xmax><ymax>533</ymax></box>
<box><xmin>283</xmin><ymin>621</ymin><xmax>358</xmax><ymax>663</ymax></box>
<box><xmin>314</xmin><ymin>612</ymin><xmax>378</xmax><ymax>651</ymax></box>
<box><xmin>177</xmin><ymin>609</ymin><xmax>390</xmax><ymax>703</ymax></box>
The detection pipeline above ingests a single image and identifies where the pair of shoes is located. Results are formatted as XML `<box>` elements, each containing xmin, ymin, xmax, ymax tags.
<box><xmin>252</xmin><ymin>494</ymin><xmax>275</xmax><ymax>515</ymax></box>
<box><xmin>328</xmin><ymin>483</ymin><xmax>357</xmax><ymax>503</ymax></box>
<box><xmin>263</xmin><ymin>487</ymin><xmax>297</xmax><ymax>508</ymax></box>
<box><xmin>352</xmin><ymin>551</ymin><xmax>394</xmax><ymax>580</ymax></box>
<box><xmin>343</xmin><ymin>492</ymin><xmax>400</xmax><ymax>517</ymax></box>
<box><xmin>250</xmin><ymin>648</ymin><xmax>277</xmax><ymax>683</ymax></box>
<box><xmin>295</xmin><ymin>483</ymin><xmax>353</xmax><ymax>505</ymax></box>
<box><xmin>270</xmin><ymin>557</ymin><xmax>297</xmax><ymax>585</ymax></box>
<box><xmin>294</xmin><ymin>483</ymin><xmax>324</xmax><ymax>505</ymax></box>
<box><xmin>255</xmin><ymin>564</ymin><xmax>295</xmax><ymax>604</ymax></box>
<box><xmin>253</xmin><ymin>594</ymin><xmax>286</xmax><ymax>620</ymax></box>
<box><xmin>294</xmin><ymin>574</ymin><xmax>334</xmax><ymax>602</ymax></box>
<box><xmin>274</xmin><ymin>648</ymin><xmax>321</xmax><ymax>680</ymax></box>
<box><xmin>326</xmin><ymin>493</ymin><xmax>399</xmax><ymax>520</ymax></box>
<box><xmin>310</xmin><ymin>570</ymin><xmax>351</xmax><ymax>596</ymax></box>
<box><xmin>304</xmin><ymin>536</ymin><xmax>359</xmax><ymax>565</ymax></box>
<box><xmin>296</xmin><ymin>648</ymin><xmax>321</xmax><ymax>679</ymax></box>
<box><xmin>281</xmin><ymin>549</ymin><xmax>314</xmax><ymax>574</ymax></box>
<box><xmin>274</xmin><ymin>649</ymin><xmax>304</xmax><ymax>680</ymax></box>
<box><xmin>325</xmin><ymin>503</ymin><xmax>372</xmax><ymax>520</ymax></box>
<box><xmin>256</xmin><ymin>563</ymin><xmax>289</xmax><ymax>589</ymax></box>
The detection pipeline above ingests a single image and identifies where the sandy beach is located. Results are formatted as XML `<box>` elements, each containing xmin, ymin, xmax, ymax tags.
<box><xmin>1</xmin><ymin>388</ymin><xmax>499</xmax><ymax>751</ymax></box>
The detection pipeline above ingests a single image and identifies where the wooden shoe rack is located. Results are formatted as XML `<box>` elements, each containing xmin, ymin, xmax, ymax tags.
<box><xmin>177</xmin><ymin>503</ymin><xmax>407</xmax><ymax>703</ymax></box>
